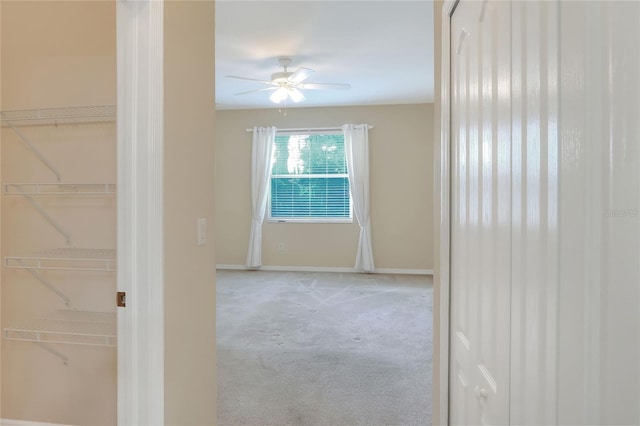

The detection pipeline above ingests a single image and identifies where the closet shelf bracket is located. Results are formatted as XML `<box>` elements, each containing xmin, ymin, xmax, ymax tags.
<box><xmin>17</xmin><ymin>259</ymin><xmax>71</xmax><ymax>306</ymax></box>
<box><xmin>7</xmin><ymin>184</ymin><xmax>72</xmax><ymax>245</ymax></box>
<box><xmin>0</xmin><ymin>116</ymin><xmax>61</xmax><ymax>181</ymax></box>
<box><xmin>32</xmin><ymin>340</ymin><xmax>69</xmax><ymax>365</ymax></box>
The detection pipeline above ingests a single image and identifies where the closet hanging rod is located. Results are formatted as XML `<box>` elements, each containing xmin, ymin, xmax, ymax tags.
<box><xmin>245</xmin><ymin>125</ymin><xmax>374</xmax><ymax>133</ymax></box>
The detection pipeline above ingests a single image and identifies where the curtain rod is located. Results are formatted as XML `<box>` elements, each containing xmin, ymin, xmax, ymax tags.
<box><xmin>245</xmin><ymin>125</ymin><xmax>373</xmax><ymax>133</ymax></box>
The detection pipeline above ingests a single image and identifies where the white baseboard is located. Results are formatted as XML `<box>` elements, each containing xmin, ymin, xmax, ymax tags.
<box><xmin>216</xmin><ymin>264</ymin><xmax>433</xmax><ymax>276</ymax></box>
<box><xmin>374</xmin><ymin>268</ymin><xmax>433</xmax><ymax>275</ymax></box>
<box><xmin>1</xmin><ymin>420</ymin><xmax>73</xmax><ymax>426</ymax></box>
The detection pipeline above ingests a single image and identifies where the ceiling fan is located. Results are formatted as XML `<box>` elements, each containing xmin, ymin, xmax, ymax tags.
<box><xmin>227</xmin><ymin>58</ymin><xmax>351</xmax><ymax>104</ymax></box>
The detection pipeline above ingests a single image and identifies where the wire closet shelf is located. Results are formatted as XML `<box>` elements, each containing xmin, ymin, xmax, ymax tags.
<box><xmin>0</xmin><ymin>105</ymin><xmax>116</xmax><ymax>127</ymax></box>
<box><xmin>3</xmin><ymin>310</ymin><xmax>116</xmax><ymax>347</ymax></box>
<box><xmin>4</xmin><ymin>183</ymin><xmax>116</xmax><ymax>196</ymax></box>
<box><xmin>5</xmin><ymin>248</ymin><xmax>117</xmax><ymax>272</ymax></box>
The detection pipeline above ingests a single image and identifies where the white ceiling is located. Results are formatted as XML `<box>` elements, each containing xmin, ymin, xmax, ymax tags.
<box><xmin>215</xmin><ymin>1</ymin><xmax>434</xmax><ymax>110</ymax></box>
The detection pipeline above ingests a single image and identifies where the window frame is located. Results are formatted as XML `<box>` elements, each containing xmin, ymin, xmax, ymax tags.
<box><xmin>267</xmin><ymin>130</ymin><xmax>353</xmax><ymax>224</ymax></box>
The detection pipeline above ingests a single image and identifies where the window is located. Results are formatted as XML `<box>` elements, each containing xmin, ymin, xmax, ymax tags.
<box><xmin>269</xmin><ymin>131</ymin><xmax>351</xmax><ymax>222</ymax></box>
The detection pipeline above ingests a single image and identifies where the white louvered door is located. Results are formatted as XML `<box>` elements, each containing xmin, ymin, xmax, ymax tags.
<box><xmin>447</xmin><ymin>1</ymin><xmax>640</xmax><ymax>424</ymax></box>
<box><xmin>449</xmin><ymin>1</ymin><xmax>512</xmax><ymax>424</ymax></box>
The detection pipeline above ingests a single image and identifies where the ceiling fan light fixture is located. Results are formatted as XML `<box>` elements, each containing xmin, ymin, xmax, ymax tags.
<box><xmin>270</xmin><ymin>87</ymin><xmax>288</xmax><ymax>104</ymax></box>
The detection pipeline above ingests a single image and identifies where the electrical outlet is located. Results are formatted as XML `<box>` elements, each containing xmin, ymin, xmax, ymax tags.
<box><xmin>278</xmin><ymin>242</ymin><xmax>285</xmax><ymax>252</ymax></box>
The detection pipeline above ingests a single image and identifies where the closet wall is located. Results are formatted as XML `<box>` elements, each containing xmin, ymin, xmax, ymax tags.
<box><xmin>0</xmin><ymin>2</ymin><xmax>116</xmax><ymax>424</ymax></box>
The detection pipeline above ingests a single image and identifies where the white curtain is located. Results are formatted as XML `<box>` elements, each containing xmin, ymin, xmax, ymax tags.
<box><xmin>342</xmin><ymin>124</ymin><xmax>375</xmax><ymax>272</ymax></box>
<box><xmin>246</xmin><ymin>126</ymin><xmax>277</xmax><ymax>268</ymax></box>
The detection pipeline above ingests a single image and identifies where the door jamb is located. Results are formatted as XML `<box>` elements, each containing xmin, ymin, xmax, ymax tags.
<box><xmin>437</xmin><ymin>1</ymin><xmax>457</xmax><ymax>424</ymax></box>
<box><xmin>116</xmin><ymin>0</ymin><xmax>165</xmax><ymax>424</ymax></box>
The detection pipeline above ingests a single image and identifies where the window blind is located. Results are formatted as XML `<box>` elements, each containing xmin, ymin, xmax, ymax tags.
<box><xmin>270</xmin><ymin>133</ymin><xmax>351</xmax><ymax>220</ymax></box>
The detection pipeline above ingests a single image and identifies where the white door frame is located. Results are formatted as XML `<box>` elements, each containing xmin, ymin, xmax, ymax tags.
<box><xmin>116</xmin><ymin>0</ymin><xmax>165</xmax><ymax>424</ymax></box>
<box><xmin>437</xmin><ymin>1</ymin><xmax>457</xmax><ymax>424</ymax></box>
<box><xmin>115</xmin><ymin>0</ymin><xmax>461</xmax><ymax>423</ymax></box>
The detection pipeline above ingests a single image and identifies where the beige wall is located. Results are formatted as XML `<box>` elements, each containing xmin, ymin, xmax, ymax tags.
<box><xmin>1</xmin><ymin>1</ymin><xmax>116</xmax><ymax>424</ymax></box>
<box><xmin>163</xmin><ymin>1</ymin><xmax>216</xmax><ymax>424</ymax></box>
<box><xmin>0</xmin><ymin>1</ymin><xmax>115</xmax><ymax>110</ymax></box>
<box><xmin>215</xmin><ymin>103</ymin><xmax>434</xmax><ymax>271</ymax></box>
<box><xmin>0</xmin><ymin>2</ymin><xmax>3</xmax><ymax>416</ymax></box>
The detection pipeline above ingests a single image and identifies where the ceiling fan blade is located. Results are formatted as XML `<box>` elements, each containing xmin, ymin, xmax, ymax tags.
<box><xmin>288</xmin><ymin>67</ymin><xmax>315</xmax><ymax>84</ymax></box>
<box><xmin>270</xmin><ymin>87</ymin><xmax>288</xmax><ymax>104</ymax></box>
<box><xmin>227</xmin><ymin>75</ymin><xmax>273</xmax><ymax>85</ymax></box>
<box><xmin>298</xmin><ymin>82</ymin><xmax>351</xmax><ymax>90</ymax></box>
<box><xmin>289</xmin><ymin>88</ymin><xmax>305</xmax><ymax>103</ymax></box>
<box><xmin>234</xmin><ymin>87</ymin><xmax>277</xmax><ymax>96</ymax></box>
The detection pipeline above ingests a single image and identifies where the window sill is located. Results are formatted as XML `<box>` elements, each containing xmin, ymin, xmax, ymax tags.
<box><xmin>267</xmin><ymin>218</ymin><xmax>354</xmax><ymax>224</ymax></box>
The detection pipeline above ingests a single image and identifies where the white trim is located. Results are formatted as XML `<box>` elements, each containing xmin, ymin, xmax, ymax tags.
<box><xmin>267</xmin><ymin>218</ymin><xmax>354</xmax><ymax>224</ymax></box>
<box><xmin>216</xmin><ymin>264</ymin><xmax>433</xmax><ymax>276</ymax></box>
<box><xmin>438</xmin><ymin>0</ymin><xmax>456</xmax><ymax>424</ymax></box>
<box><xmin>375</xmin><ymin>268</ymin><xmax>433</xmax><ymax>276</ymax></box>
<box><xmin>117</xmin><ymin>0</ymin><xmax>164</xmax><ymax>425</ymax></box>
<box><xmin>1</xmin><ymin>420</ymin><xmax>73</xmax><ymax>426</ymax></box>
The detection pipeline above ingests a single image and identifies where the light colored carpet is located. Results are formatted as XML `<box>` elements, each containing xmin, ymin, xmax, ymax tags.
<box><xmin>216</xmin><ymin>270</ymin><xmax>433</xmax><ymax>426</ymax></box>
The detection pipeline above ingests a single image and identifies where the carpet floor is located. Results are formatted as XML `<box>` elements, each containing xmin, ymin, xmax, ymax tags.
<box><xmin>217</xmin><ymin>270</ymin><xmax>433</xmax><ymax>426</ymax></box>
